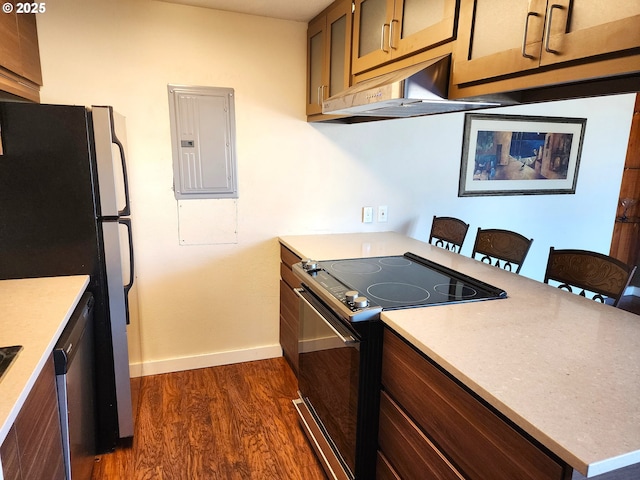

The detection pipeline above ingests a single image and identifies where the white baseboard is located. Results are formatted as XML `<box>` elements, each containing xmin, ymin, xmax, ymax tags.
<box><xmin>128</xmin><ymin>344</ymin><xmax>283</xmax><ymax>378</ymax></box>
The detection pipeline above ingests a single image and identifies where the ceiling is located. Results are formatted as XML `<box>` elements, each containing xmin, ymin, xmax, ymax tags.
<box><xmin>157</xmin><ymin>0</ymin><xmax>335</xmax><ymax>22</ymax></box>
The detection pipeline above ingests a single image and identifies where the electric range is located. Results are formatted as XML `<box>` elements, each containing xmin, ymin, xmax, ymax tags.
<box><xmin>291</xmin><ymin>251</ymin><xmax>507</xmax><ymax>479</ymax></box>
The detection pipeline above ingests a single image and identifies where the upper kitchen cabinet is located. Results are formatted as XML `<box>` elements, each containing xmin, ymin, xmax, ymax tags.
<box><xmin>352</xmin><ymin>0</ymin><xmax>458</xmax><ymax>74</ymax></box>
<box><xmin>452</xmin><ymin>0</ymin><xmax>640</xmax><ymax>88</ymax></box>
<box><xmin>16</xmin><ymin>13</ymin><xmax>43</xmax><ymax>85</ymax></box>
<box><xmin>307</xmin><ymin>0</ymin><xmax>353</xmax><ymax>117</ymax></box>
<box><xmin>0</xmin><ymin>10</ymin><xmax>42</xmax><ymax>102</ymax></box>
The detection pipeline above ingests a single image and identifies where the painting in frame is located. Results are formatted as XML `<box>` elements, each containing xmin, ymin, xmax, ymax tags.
<box><xmin>458</xmin><ymin>113</ymin><xmax>586</xmax><ymax>197</ymax></box>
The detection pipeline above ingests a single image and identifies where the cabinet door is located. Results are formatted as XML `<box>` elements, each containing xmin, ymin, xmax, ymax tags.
<box><xmin>0</xmin><ymin>425</ymin><xmax>21</xmax><ymax>480</ymax></box>
<box><xmin>0</xmin><ymin>12</ymin><xmax>21</xmax><ymax>75</ymax></box>
<box><xmin>306</xmin><ymin>0</ymin><xmax>353</xmax><ymax>116</ymax></box>
<box><xmin>539</xmin><ymin>0</ymin><xmax>640</xmax><ymax>67</ymax></box>
<box><xmin>353</xmin><ymin>0</ymin><xmax>457</xmax><ymax>74</ymax></box>
<box><xmin>378</xmin><ymin>391</ymin><xmax>465</xmax><ymax>479</ymax></box>
<box><xmin>279</xmin><ymin>244</ymin><xmax>301</xmax><ymax>375</ymax></box>
<box><xmin>15</xmin><ymin>359</ymin><xmax>65</xmax><ymax>480</ymax></box>
<box><xmin>352</xmin><ymin>0</ymin><xmax>394</xmax><ymax>73</ymax></box>
<box><xmin>392</xmin><ymin>0</ymin><xmax>457</xmax><ymax>59</ymax></box>
<box><xmin>326</xmin><ymin>2</ymin><xmax>352</xmax><ymax>100</ymax></box>
<box><xmin>454</xmin><ymin>0</ymin><xmax>547</xmax><ymax>84</ymax></box>
<box><xmin>16</xmin><ymin>13</ymin><xmax>43</xmax><ymax>85</ymax></box>
<box><xmin>381</xmin><ymin>328</ymin><xmax>570</xmax><ymax>480</ymax></box>
<box><xmin>306</xmin><ymin>15</ymin><xmax>326</xmax><ymax>115</ymax></box>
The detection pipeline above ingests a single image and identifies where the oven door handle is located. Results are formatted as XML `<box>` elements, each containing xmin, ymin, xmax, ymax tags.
<box><xmin>295</xmin><ymin>288</ymin><xmax>357</xmax><ymax>345</ymax></box>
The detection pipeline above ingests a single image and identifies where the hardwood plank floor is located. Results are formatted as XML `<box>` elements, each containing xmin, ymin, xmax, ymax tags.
<box><xmin>92</xmin><ymin>357</ymin><xmax>326</xmax><ymax>480</ymax></box>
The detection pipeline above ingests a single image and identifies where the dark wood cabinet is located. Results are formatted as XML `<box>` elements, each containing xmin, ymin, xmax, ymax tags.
<box><xmin>378</xmin><ymin>390</ymin><xmax>464</xmax><ymax>479</ymax></box>
<box><xmin>0</xmin><ymin>425</ymin><xmax>21</xmax><ymax>480</ymax></box>
<box><xmin>0</xmin><ymin>10</ymin><xmax>42</xmax><ymax>102</ymax></box>
<box><xmin>379</xmin><ymin>328</ymin><xmax>572</xmax><ymax>480</ymax></box>
<box><xmin>279</xmin><ymin>244</ymin><xmax>301</xmax><ymax>375</ymax></box>
<box><xmin>1</xmin><ymin>356</ymin><xmax>65</xmax><ymax>480</ymax></box>
<box><xmin>15</xmin><ymin>13</ymin><xmax>43</xmax><ymax>85</ymax></box>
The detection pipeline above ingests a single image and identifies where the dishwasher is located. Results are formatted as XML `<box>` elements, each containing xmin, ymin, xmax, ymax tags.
<box><xmin>54</xmin><ymin>292</ymin><xmax>96</xmax><ymax>480</ymax></box>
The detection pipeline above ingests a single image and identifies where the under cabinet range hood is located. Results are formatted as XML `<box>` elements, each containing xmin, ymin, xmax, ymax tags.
<box><xmin>322</xmin><ymin>55</ymin><xmax>503</xmax><ymax>118</ymax></box>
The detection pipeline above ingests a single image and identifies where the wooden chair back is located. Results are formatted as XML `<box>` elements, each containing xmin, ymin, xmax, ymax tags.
<box><xmin>471</xmin><ymin>228</ymin><xmax>533</xmax><ymax>274</ymax></box>
<box><xmin>544</xmin><ymin>247</ymin><xmax>637</xmax><ymax>307</ymax></box>
<box><xmin>429</xmin><ymin>216</ymin><xmax>469</xmax><ymax>253</ymax></box>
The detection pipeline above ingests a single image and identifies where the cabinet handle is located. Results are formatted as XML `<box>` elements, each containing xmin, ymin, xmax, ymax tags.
<box><xmin>381</xmin><ymin>23</ymin><xmax>390</xmax><ymax>52</ymax></box>
<box><xmin>317</xmin><ymin>85</ymin><xmax>327</xmax><ymax>106</ymax></box>
<box><xmin>318</xmin><ymin>85</ymin><xmax>327</xmax><ymax>106</ymax></box>
<box><xmin>522</xmin><ymin>11</ymin><xmax>539</xmax><ymax>59</ymax></box>
<box><xmin>544</xmin><ymin>4</ymin><xmax>564</xmax><ymax>54</ymax></box>
<box><xmin>294</xmin><ymin>288</ymin><xmax>357</xmax><ymax>345</ymax></box>
<box><xmin>389</xmin><ymin>19</ymin><xmax>399</xmax><ymax>50</ymax></box>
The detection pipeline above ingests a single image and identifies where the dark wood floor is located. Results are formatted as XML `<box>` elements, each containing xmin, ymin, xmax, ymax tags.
<box><xmin>91</xmin><ymin>357</ymin><xmax>326</xmax><ymax>480</ymax></box>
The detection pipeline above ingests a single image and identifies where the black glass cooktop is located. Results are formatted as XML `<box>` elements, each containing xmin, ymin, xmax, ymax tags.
<box><xmin>0</xmin><ymin>345</ymin><xmax>22</xmax><ymax>381</ymax></box>
<box><xmin>317</xmin><ymin>252</ymin><xmax>506</xmax><ymax>310</ymax></box>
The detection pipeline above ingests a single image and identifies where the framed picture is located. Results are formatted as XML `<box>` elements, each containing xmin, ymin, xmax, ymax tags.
<box><xmin>458</xmin><ymin>113</ymin><xmax>586</xmax><ymax>197</ymax></box>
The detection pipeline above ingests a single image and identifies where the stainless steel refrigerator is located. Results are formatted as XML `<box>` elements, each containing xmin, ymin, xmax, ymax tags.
<box><xmin>0</xmin><ymin>102</ymin><xmax>136</xmax><ymax>453</ymax></box>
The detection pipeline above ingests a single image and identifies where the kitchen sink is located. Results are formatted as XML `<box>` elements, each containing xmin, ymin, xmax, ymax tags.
<box><xmin>0</xmin><ymin>346</ymin><xmax>22</xmax><ymax>380</ymax></box>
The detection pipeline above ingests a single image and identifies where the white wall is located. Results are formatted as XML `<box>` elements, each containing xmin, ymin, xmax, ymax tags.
<box><xmin>36</xmin><ymin>0</ymin><xmax>636</xmax><ymax>375</ymax></box>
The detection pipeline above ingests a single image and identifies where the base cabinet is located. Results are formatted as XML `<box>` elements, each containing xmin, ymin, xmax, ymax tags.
<box><xmin>279</xmin><ymin>244</ymin><xmax>301</xmax><ymax>375</ymax></box>
<box><xmin>379</xmin><ymin>328</ymin><xmax>572</xmax><ymax>480</ymax></box>
<box><xmin>1</xmin><ymin>356</ymin><xmax>65</xmax><ymax>480</ymax></box>
<box><xmin>378</xmin><ymin>391</ymin><xmax>464</xmax><ymax>479</ymax></box>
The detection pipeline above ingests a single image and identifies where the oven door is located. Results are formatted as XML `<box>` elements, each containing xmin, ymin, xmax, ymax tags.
<box><xmin>294</xmin><ymin>287</ymin><xmax>360</xmax><ymax>480</ymax></box>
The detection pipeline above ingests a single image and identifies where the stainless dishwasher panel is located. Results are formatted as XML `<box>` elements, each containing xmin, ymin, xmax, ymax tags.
<box><xmin>54</xmin><ymin>293</ymin><xmax>96</xmax><ymax>480</ymax></box>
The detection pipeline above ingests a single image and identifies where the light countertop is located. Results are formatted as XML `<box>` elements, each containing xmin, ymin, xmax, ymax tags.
<box><xmin>0</xmin><ymin>275</ymin><xmax>90</xmax><ymax>444</ymax></box>
<box><xmin>279</xmin><ymin>232</ymin><xmax>640</xmax><ymax>478</ymax></box>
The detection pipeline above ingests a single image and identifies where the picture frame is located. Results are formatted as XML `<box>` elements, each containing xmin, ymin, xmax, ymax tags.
<box><xmin>458</xmin><ymin>113</ymin><xmax>586</xmax><ymax>197</ymax></box>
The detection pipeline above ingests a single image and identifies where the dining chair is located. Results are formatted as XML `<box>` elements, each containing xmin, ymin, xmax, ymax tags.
<box><xmin>428</xmin><ymin>216</ymin><xmax>469</xmax><ymax>253</ymax></box>
<box><xmin>544</xmin><ymin>247</ymin><xmax>637</xmax><ymax>307</ymax></box>
<box><xmin>471</xmin><ymin>228</ymin><xmax>533</xmax><ymax>274</ymax></box>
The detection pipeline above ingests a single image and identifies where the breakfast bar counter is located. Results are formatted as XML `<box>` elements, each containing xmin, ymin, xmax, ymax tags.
<box><xmin>279</xmin><ymin>232</ymin><xmax>640</xmax><ymax>478</ymax></box>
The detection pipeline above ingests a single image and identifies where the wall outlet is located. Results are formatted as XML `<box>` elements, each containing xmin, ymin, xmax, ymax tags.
<box><xmin>378</xmin><ymin>205</ymin><xmax>388</xmax><ymax>222</ymax></box>
<box><xmin>362</xmin><ymin>206</ymin><xmax>373</xmax><ymax>223</ymax></box>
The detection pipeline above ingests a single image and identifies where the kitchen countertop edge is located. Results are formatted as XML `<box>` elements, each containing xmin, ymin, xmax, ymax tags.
<box><xmin>0</xmin><ymin>275</ymin><xmax>90</xmax><ymax>445</ymax></box>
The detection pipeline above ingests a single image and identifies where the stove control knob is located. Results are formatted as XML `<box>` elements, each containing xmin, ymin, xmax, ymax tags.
<box><xmin>345</xmin><ymin>291</ymin><xmax>359</xmax><ymax>303</ymax></box>
<box><xmin>301</xmin><ymin>259</ymin><xmax>318</xmax><ymax>271</ymax></box>
<box><xmin>353</xmin><ymin>296</ymin><xmax>369</xmax><ymax>308</ymax></box>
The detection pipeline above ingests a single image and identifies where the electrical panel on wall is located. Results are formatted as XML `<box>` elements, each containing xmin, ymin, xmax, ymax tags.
<box><xmin>168</xmin><ymin>84</ymin><xmax>238</xmax><ymax>200</ymax></box>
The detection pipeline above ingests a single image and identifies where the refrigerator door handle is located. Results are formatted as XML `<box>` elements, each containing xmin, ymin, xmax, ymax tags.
<box><xmin>92</xmin><ymin>106</ymin><xmax>131</xmax><ymax>218</ymax></box>
<box><xmin>119</xmin><ymin>217</ymin><xmax>134</xmax><ymax>324</ymax></box>
<box><xmin>111</xmin><ymin>118</ymin><xmax>131</xmax><ymax>217</ymax></box>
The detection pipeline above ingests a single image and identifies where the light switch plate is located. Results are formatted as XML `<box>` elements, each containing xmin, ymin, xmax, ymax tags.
<box><xmin>362</xmin><ymin>206</ymin><xmax>373</xmax><ymax>223</ymax></box>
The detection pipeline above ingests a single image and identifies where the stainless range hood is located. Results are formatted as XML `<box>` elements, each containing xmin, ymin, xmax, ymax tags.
<box><xmin>322</xmin><ymin>55</ymin><xmax>503</xmax><ymax>118</ymax></box>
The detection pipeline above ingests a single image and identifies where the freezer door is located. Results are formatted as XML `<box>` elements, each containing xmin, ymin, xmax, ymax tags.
<box><xmin>91</xmin><ymin>106</ymin><xmax>130</xmax><ymax>217</ymax></box>
<box><xmin>102</xmin><ymin>219</ymin><xmax>134</xmax><ymax>438</ymax></box>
